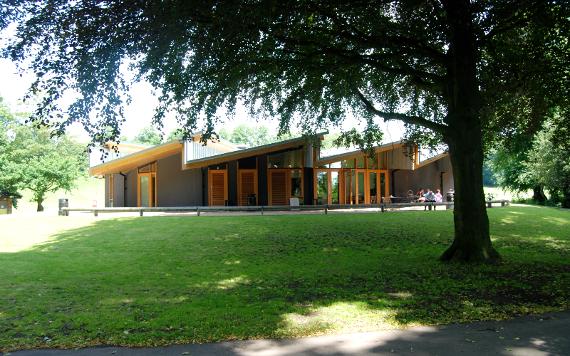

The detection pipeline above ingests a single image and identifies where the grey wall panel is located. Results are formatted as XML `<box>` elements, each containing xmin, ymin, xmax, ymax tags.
<box><xmin>393</xmin><ymin>170</ymin><xmax>413</xmax><ymax>197</ymax></box>
<box><xmin>413</xmin><ymin>164</ymin><xmax>440</xmax><ymax>192</ymax></box>
<box><xmin>104</xmin><ymin>175</ymin><xmax>110</xmax><ymax>207</ymax></box>
<box><xmin>104</xmin><ymin>173</ymin><xmax>125</xmax><ymax>207</ymax></box>
<box><xmin>439</xmin><ymin>155</ymin><xmax>454</xmax><ymax>193</ymax></box>
<box><xmin>387</xmin><ymin>147</ymin><xmax>414</xmax><ymax>170</ymax></box>
<box><xmin>202</xmin><ymin>168</ymin><xmax>208</xmax><ymax>206</ymax></box>
<box><xmin>125</xmin><ymin>170</ymin><xmax>137</xmax><ymax>207</ymax></box>
<box><xmin>113</xmin><ymin>174</ymin><xmax>125</xmax><ymax>207</ymax></box>
<box><xmin>411</xmin><ymin>156</ymin><xmax>454</xmax><ymax>194</ymax></box>
<box><xmin>391</xmin><ymin>155</ymin><xmax>454</xmax><ymax>197</ymax></box>
<box><xmin>157</xmin><ymin>153</ymin><xmax>203</xmax><ymax>206</ymax></box>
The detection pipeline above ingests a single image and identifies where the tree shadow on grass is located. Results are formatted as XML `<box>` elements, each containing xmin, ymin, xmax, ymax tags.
<box><xmin>0</xmin><ymin>209</ymin><xmax>569</xmax><ymax>351</ymax></box>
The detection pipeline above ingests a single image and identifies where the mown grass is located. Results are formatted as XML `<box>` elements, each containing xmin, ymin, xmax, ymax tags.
<box><xmin>14</xmin><ymin>176</ymin><xmax>104</xmax><ymax>214</ymax></box>
<box><xmin>0</xmin><ymin>206</ymin><xmax>569</xmax><ymax>351</ymax></box>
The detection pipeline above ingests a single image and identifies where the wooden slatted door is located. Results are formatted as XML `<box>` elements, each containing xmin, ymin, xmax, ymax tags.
<box><xmin>269</xmin><ymin>170</ymin><xmax>288</xmax><ymax>205</ymax></box>
<box><xmin>209</xmin><ymin>170</ymin><xmax>227</xmax><ymax>206</ymax></box>
<box><xmin>238</xmin><ymin>170</ymin><xmax>257</xmax><ymax>206</ymax></box>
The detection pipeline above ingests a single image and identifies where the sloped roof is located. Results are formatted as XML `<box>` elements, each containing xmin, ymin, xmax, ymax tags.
<box><xmin>89</xmin><ymin>140</ymin><xmax>183</xmax><ymax>176</ymax></box>
<box><xmin>316</xmin><ymin>141</ymin><xmax>407</xmax><ymax>166</ymax></box>
<box><xmin>89</xmin><ymin>134</ymin><xmax>325</xmax><ymax>175</ymax></box>
<box><xmin>183</xmin><ymin>134</ymin><xmax>325</xmax><ymax>170</ymax></box>
<box><xmin>414</xmin><ymin>152</ymin><xmax>449</xmax><ymax>169</ymax></box>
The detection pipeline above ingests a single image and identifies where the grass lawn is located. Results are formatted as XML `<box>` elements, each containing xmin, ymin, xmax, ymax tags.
<box><xmin>0</xmin><ymin>206</ymin><xmax>569</xmax><ymax>351</ymax></box>
<box><xmin>12</xmin><ymin>176</ymin><xmax>104</xmax><ymax>215</ymax></box>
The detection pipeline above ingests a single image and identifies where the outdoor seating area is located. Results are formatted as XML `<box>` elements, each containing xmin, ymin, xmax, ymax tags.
<box><xmin>387</xmin><ymin>188</ymin><xmax>454</xmax><ymax>204</ymax></box>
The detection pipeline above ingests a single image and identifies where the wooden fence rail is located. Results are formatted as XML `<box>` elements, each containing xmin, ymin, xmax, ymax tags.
<box><xmin>61</xmin><ymin>200</ymin><xmax>510</xmax><ymax>217</ymax></box>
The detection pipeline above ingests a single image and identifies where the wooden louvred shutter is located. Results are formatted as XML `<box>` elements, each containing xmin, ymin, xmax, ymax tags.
<box><xmin>210</xmin><ymin>172</ymin><xmax>226</xmax><ymax>206</ymax></box>
<box><xmin>239</xmin><ymin>171</ymin><xmax>256</xmax><ymax>205</ymax></box>
<box><xmin>270</xmin><ymin>171</ymin><xmax>288</xmax><ymax>205</ymax></box>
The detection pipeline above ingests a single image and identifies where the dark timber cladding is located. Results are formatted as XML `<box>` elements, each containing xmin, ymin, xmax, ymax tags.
<box><xmin>228</xmin><ymin>161</ymin><xmax>238</xmax><ymax>206</ymax></box>
<box><xmin>257</xmin><ymin>155</ymin><xmax>268</xmax><ymax>205</ymax></box>
<box><xmin>201</xmin><ymin>145</ymin><xmax>313</xmax><ymax>206</ymax></box>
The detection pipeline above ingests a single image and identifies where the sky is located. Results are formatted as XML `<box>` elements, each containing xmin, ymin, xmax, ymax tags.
<box><xmin>0</xmin><ymin>57</ymin><xmax>405</xmax><ymax>145</ymax></box>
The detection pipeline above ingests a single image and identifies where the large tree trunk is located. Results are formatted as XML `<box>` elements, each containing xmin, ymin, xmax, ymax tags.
<box><xmin>36</xmin><ymin>199</ymin><xmax>44</xmax><ymax>212</ymax></box>
<box><xmin>532</xmin><ymin>186</ymin><xmax>547</xmax><ymax>204</ymax></box>
<box><xmin>440</xmin><ymin>0</ymin><xmax>500</xmax><ymax>263</ymax></box>
<box><xmin>562</xmin><ymin>184</ymin><xmax>570</xmax><ymax>209</ymax></box>
<box><xmin>442</xmin><ymin>137</ymin><xmax>500</xmax><ymax>262</ymax></box>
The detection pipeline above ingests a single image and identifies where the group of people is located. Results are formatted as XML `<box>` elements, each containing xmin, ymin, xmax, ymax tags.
<box><xmin>409</xmin><ymin>188</ymin><xmax>443</xmax><ymax>203</ymax></box>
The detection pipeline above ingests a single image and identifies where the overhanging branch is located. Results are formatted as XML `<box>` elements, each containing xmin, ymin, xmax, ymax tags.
<box><xmin>354</xmin><ymin>88</ymin><xmax>448</xmax><ymax>135</ymax></box>
<box><xmin>278</xmin><ymin>40</ymin><xmax>444</xmax><ymax>94</ymax></box>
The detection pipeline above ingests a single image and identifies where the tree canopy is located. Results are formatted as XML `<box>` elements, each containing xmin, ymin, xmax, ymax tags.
<box><xmin>1</xmin><ymin>1</ymin><xmax>567</xmax><ymax>262</ymax></box>
<box><xmin>0</xmin><ymin>98</ymin><xmax>87</xmax><ymax>211</ymax></box>
<box><xmin>219</xmin><ymin>124</ymin><xmax>283</xmax><ymax>147</ymax></box>
<box><xmin>491</xmin><ymin>112</ymin><xmax>570</xmax><ymax>208</ymax></box>
<box><xmin>133</xmin><ymin>125</ymin><xmax>163</xmax><ymax>146</ymax></box>
<box><xmin>0</xmin><ymin>98</ymin><xmax>23</xmax><ymax>206</ymax></box>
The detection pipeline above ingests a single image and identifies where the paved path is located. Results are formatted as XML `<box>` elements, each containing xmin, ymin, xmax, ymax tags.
<box><xmin>6</xmin><ymin>311</ymin><xmax>570</xmax><ymax>356</ymax></box>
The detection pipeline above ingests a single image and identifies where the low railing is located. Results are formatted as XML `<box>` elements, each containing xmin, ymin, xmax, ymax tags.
<box><xmin>61</xmin><ymin>200</ymin><xmax>510</xmax><ymax>217</ymax></box>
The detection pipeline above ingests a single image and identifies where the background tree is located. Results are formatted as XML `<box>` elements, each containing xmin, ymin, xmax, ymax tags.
<box><xmin>166</xmin><ymin>129</ymin><xmax>183</xmax><ymax>142</ymax></box>
<box><xmin>0</xmin><ymin>98</ymin><xmax>23</xmax><ymax>206</ymax></box>
<box><xmin>524</xmin><ymin>121</ymin><xmax>570</xmax><ymax>208</ymax></box>
<box><xmin>9</xmin><ymin>124</ymin><xmax>87</xmax><ymax>212</ymax></box>
<box><xmin>488</xmin><ymin>142</ymin><xmax>548</xmax><ymax>204</ymax></box>
<box><xmin>2</xmin><ymin>1</ymin><xmax>568</xmax><ymax>262</ymax></box>
<box><xmin>132</xmin><ymin>126</ymin><xmax>163</xmax><ymax>146</ymax></box>
<box><xmin>219</xmin><ymin>124</ymin><xmax>276</xmax><ymax>147</ymax></box>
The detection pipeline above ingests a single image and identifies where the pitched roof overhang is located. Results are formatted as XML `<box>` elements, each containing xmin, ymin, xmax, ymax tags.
<box><xmin>89</xmin><ymin>140</ymin><xmax>183</xmax><ymax>176</ymax></box>
<box><xmin>414</xmin><ymin>152</ymin><xmax>449</xmax><ymax>169</ymax></box>
<box><xmin>183</xmin><ymin>134</ymin><xmax>325</xmax><ymax>170</ymax></box>
<box><xmin>316</xmin><ymin>141</ymin><xmax>407</xmax><ymax>166</ymax></box>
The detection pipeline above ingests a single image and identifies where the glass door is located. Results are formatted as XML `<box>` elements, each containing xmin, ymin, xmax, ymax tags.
<box><xmin>343</xmin><ymin>170</ymin><xmax>354</xmax><ymax>204</ymax></box>
<box><xmin>331</xmin><ymin>171</ymin><xmax>340</xmax><ymax>204</ymax></box>
<box><xmin>369</xmin><ymin>171</ymin><xmax>378</xmax><ymax>204</ymax></box>
<box><xmin>139</xmin><ymin>175</ymin><xmax>149</xmax><ymax>207</ymax></box>
<box><xmin>356</xmin><ymin>171</ymin><xmax>365</xmax><ymax>204</ymax></box>
<box><xmin>380</xmin><ymin>171</ymin><xmax>389</xmax><ymax>203</ymax></box>
<box><xmin>315</xmin><ymin>171</ymin><xmax>328</xmax><ymax>205</ymax></box>
<box><xmin>138</xmin><ymin>173</ymin><xmax>157</xmax><ymax>207</ymax></box>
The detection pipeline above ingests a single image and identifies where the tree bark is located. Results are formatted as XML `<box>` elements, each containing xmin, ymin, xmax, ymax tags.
<box><xmin>562</xmin><ymin>184</ymin><xmax>570</xmax><ymax>209</ymax></box>
<box><xmin>440</xmin><ymin>0</ymin><xmax>500</xmax><ymax>263</ymax></box>
<box><xmin>442</xmin><ymin>137</ymin><xmax>500</xmax><ymax>262</ymax></box>
<box><xmin>36</xmin><ymin>199</ymin><xmax>44</xmax><ymax>212</ymax></box>
<box><xmin>532</xmin><ymin>186</ymin><xmax>547</xmax><ymax>204</ymax></box>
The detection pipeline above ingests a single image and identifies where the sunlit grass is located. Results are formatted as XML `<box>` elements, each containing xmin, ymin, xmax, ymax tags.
<box><xmin>0</xmin><ymin>206</ymin><xmax>568</xmax><ymax>351</ymax></box>
<box><xmin>13</xmin><ymin>176</ymin><xmax>104</xmax><ymax>214</ymax></box>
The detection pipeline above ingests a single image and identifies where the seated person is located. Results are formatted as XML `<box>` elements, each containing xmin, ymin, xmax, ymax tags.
<box><xmin>417</xmin><ymin>189</ymin><xmax>426</xmax><ymax>202</ymax></box>
<box><xmin>435</xmin><ymin>189</ymin><xmax>443</xmax><ymax>203</ymax></box>
<box><xmin>423</xmin><ymin>189</ymin><xmax>436</xmax><ymax>202</ymax></box>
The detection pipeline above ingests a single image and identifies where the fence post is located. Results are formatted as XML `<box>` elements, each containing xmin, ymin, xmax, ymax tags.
<box><xmin>94</xmin><ymin>210</ymin><xmax>98</xmax><ymax>217</ymax></box>
<box><xmin>381</xmin><ymin>203</ymin><xmax>385</xmax><ymax>213</ymax></box>
<box><xmin>197</xmin><ymin>207</ymin><xmax>200</xmax><ymax>216</ymax></box>
<box><xmin>140</xmin><ymin>210</ymin><xmax>143</xmax><ymax>217</ymax></box>
<box><xmin>487</xmin><ymin>201</ymin><xmax>492</xmax><ymax>208</ymax></box>
<box><xmin>325</xmin><ymin>206</ymin><xmax>328</xmax><ymax>215</ymax></box>
<box><xmin>261</xmin><ymin>206</ymin><xmax>264</xmax><ymax>215</ymax></box>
